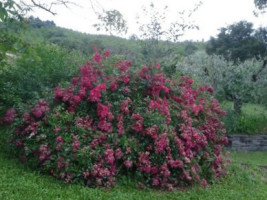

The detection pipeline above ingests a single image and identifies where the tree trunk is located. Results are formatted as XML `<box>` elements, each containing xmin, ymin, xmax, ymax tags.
<box><xmin>252</xmin><ymin>59</ymin><xmax>267</xmax><ymax>82</ymax></box>
<box><xmin>233</xmin><ymin>94</ymin><xmax>242</xmax><ymax>115</ymax></box>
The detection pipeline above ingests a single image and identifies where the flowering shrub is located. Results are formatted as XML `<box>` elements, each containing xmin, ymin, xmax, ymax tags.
<box><xmin>2</xmin><ymin>50</ymin><xmax>229</xmax><ymax>189</ymax></box>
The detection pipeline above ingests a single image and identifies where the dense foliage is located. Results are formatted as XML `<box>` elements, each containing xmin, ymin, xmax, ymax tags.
<box><xmin>176</xmin><ymin>51</ymin><xmax>267</xmax><ymax>134</ymax></box>
<box><xmin>0</xmin><ymin>16</ymin><xmax>203</xmax><ymax>115</ymax></box>
<box><xmin>206</xmin><ymin>21</ymin><xmax>267</xmax><ymax>62</ymax></box>
<box><xmin>0</xmin><ymin>0</ymin><xmax>27</xmax><ymax>68</ymax></box>
<box><xmin>176</xmin><ymin>52</ymin><xmax>267</xmax><ymax>106</ymax></box>
<box><xmin>254</xmin><ymin>0</ymin><xmax>267</xmax><ymax>10</ymax></box>
<box><xmin>2</xmin><ymin>51</ymin><xmax>229</xmax><ymax>189</ymax></box>
<box><xmin>0</xmin><ymin>43</ymin><xmax>86</xmax><ymax>114</ymax></box>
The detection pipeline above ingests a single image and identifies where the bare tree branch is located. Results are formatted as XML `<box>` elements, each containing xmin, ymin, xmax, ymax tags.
<box><xmin>30</xmin><ymin>0</ymin><xmax>56</xmax><ymax>15</ymax></box>
<box><xmin>20</xmin><ymin>0</ymin><xmax>79</xmax><ymax>15</ymax></box>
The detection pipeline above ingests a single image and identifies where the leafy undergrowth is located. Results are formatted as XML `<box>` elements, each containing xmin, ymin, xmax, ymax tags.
<box><xmin>0</xmin><ymin>150</ymin><xmax>266</xmax><ymax>200</ymax></box>
<box><xmin>222</xmin><ymin>102</ymin><xmax>267</xmax><ymax>135</ymax></box>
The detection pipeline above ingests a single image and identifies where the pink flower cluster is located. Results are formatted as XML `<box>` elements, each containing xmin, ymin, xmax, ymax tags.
<box><xmin>1</xmin><ymin>108</ymin><xmax>16</xmax><ymax>124</ymax></box>
<box><xmin>39</xmin><ymin>144</ymin><xmax>51</xmax><ymax>161</ymax></box>
<box><xmin>4</xmin><ymin>50</ymin><xmax>229</xmax><ymax>189</ymax></box>
<box><xmin>31</xmin><ymin>100</ymin><xmax>49</xmax><ymax>119</ymax></box>
<box><xmin>88</xmin><ymin>83</ymin><xmax>106</xmax><ymax>102</ymax></box>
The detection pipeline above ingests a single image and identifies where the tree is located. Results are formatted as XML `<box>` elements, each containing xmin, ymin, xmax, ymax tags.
<box><xmin>20</xmin><ymin>0</ymin><xmax>78</xmax><ymax>15</ymax></box>
<box><xmin>0</xmin><ymin>0</ymin><xmax>27</xmax><ymax>68</ymax></box>
<box><xmin>93</xmin><ymin>10</ymin><xmax>128</xmax><ymax>36</ymax></box>
<box><xmin>206</xmin><ymin>21</ymin><xmax>267</xmax><ymax>62</ymax></box>
<box><xmin>176</xmin><ymin>51</ymin><xmax>267</xmax><ymax>114</ymax></box>
<box><xmin>27</xmin><ymin>16</ymin><xmax>55</xmax><ymax>28</ymax></box>
<box><xmin>254</xmin><ymin>0</ymin><xmax>267</xmax><ymax>10</ymax></box>
<box><xmin>136</xmin><ymin>2</ymin><xmax>201</xmax><ymax>63</ymax></box>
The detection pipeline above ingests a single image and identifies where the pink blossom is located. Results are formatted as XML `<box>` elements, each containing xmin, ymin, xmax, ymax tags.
<box><xmin>53</xmin><ymin>126</ymin><xmax>61</xmax><ymax>133</ymax></box>
<box><xmin>83</xmin><ymin>171</ymin><xmax>90</xmax><ymax>179</ymax></box>
<box><xmin>98</xmin><ymin>120</ymin><xmax>112</xmax><ymax>132</ymax></box>
<box><xmin>131</xmin><ymin>113</ymin><xmax>143</xmax><ymax>132</ymax></box>
<box><xmin>54</xmin><ymin>87</ymin><xmax>64</xmax><ymax>101</ymax></box>
<box><xmin>78</xmin><ymin>87</ymin><xmax>86</xmax><ymax>98</ymax></box>
<box><xmin>103</xmin><ymin>50</ymin><xmax>111</xmax><ymax>57</ymax></box>
<box><xmin>39</xmin><ymin>144</ymin><xmax>51</xmax><ymax>161</ymax></box>
<box><xmin>115</xmin><ymin>148</ymin><xmax>123</xmax><ymax>159</ymax></box>
<box><xmin>31</xmin><ymin>100</ymin><xmax>49</xmax><ymax>119</ymax></box>
<box><xmin>93</xmin><ymin>53</ymin><xmax>101</xmax><ymax>63</ymax></box>
<box><xmin>155</xmin><ymin>133</ymin><xmax>169</xmax><ymax>153</ymax></box>
<box><xmin>72</xmin><ymin>140</ymin><xmax>80</xmax><ymax>153</ymax></box>
<box><xmin>124</xmin><ymin>60</ymin><xmax>132</xmax><ymax>67</ymax></box>
<box><xmin>171</xmin><ymin>96</ymin><xmax>182</xmax><ymax>104</ymax></box>
<box><xmin>73</xmin><ymin>96</ymin><xmax>81</xmax><ymax>104</ymax></box>
<box><xmin>161</xmin><ymin>85</ymin><xmax>170</xmax><ymax>93</ymax></box>
<box><xmin>160</xmin><ymin>163</ymin><xmax>170</xmax><ymax>178</ymax></box>
<box><xmin>2</xmin><ymin>108</ymin><xmax>16</xmax><ymax>124</ymax></box>
<box><xmin>150</xmin><ymin>167</ymin><xmax>158</xmax><ymax>175</ymax></box>
<box><xmin>104</xmin><ymin>149</ymin><xmax>115</xmax><ymax>165</ymax></box>
<box><xmin>16</xmin><ymin>139</ymin><xmax>23</xmax><ymax>147</ymax></box>
<box><xmin>56</xmin><ymin>136</ymin><xmax>63</xmax><ymax>143</ymax></box>
<box><xmin>71</xmin><ymin>77</ymin><xmax>79</xmax><ymax>85</ymax></box>
<box><xmin>57</xmin><ymin>157</ymin><xmax>65</xmax><ymax>169</ymax></box>
<box><xmin>121</xmin><ymin>75</ymin><xmax>130</xmax><ymax>85</ymax></box>
<box><xmin>201</xmin><ymin>179</ymin><xmax>207</xmax><ymax>187</ymax></box>
<box><xmin>117</xmin><ymin>114</ymin><xmax>124</xmax><ymax>136</ymax></box>
<box><xmin>123</xmin><ymin>88</ymin><xmax>131</xmax><ymax>94</ymax></box>
<box><xmin>124</xmin><ymin>160</ymin><xmax>133</xmax><ymax>169</ymax></box>
<box><xmin>110</xmin><ymin>81</ymin><xmax>118</xmax><ymax>91</ymax></box>
<box><xmin>168</xmin><ymin>159</ymin><xmax>183</xmax><ymax>169</ymax></box>
<box><xmin>75</xmin><ymin>116</ymin><xmax>92</xmax><ymax>129</ymax></box>
<box><xmin>155</xmin><ymin>63</ymin><xmax>160</xmax><ymax>70</ymax></box>
<box><xmin>207</xmin><ymin>86</ymin><xmax>214</xmax><ymax>94</ymax></box>
<box><xmin>97</xmin><ymin>103</ymin><xmax>109</xmax><ymax>119</ymax></box>
<box><xmin>152</xmin><ymin>178</ymin><xmax>160</xmax><ymax>186</ymax></box>
<box><xmin>125</xmin><ymin>147</ymin><xmax>132</xmax><ymax>154</ymax></box>
<box><xmin>138</xmin><ymin>152</ymin><xmax>151</xmax><ymax>173</ymax></box>
<box><xmin>144</xmin><ymin>125</ymin><xmax>158</xmax><ymax>139</ymax></box>
<box><xmin>120</xmin><ymin>101</ymin><xmax>130</xmax><ymax>114</ymax></box>
<box><xmin>199</xmin><ymin>86</ymin><xmax>206</xmax><ymax>92</ymax></box>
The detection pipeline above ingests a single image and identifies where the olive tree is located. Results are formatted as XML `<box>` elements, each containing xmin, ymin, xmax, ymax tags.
<box><xmin>176</xmin><ymin>51</ymin><xmax>267</xmax><ymax>114</ymax></box>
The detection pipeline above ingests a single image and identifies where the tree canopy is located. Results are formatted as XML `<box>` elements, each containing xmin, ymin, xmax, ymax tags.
<box><xmin>206</xmin><ymin>21</ymin><xmax>266</xmax><ymax>62</ymax></box>
<box><xmin>254</xmin><ymin>0</ymin><xmax>267</xmax><ymax>10</ymax></box>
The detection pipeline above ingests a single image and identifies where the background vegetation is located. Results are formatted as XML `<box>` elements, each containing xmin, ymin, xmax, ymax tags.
<box><xmin>1</xmin><ymin>13</ymin><xmax>267</xmax><ymax>134</ymax></box>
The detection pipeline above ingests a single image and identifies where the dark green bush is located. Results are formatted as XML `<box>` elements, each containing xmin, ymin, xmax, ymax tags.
<box><xmin>0</xmin><ymin>43</ymin><xmax>86</xmax><ymax>114</ymax></box>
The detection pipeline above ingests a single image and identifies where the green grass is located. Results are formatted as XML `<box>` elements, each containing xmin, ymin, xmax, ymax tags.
<box><xmin>230</xmin><ymin>151</ymin><xmax>267</xmax><ymax>166</ymax></box>
<box><xmin>221</xmin><ymin>102</ymin><xmax>267</xmax><ymax>134</ymax></box>
<box><xmin>221</xmin><ymin>102</ymin><xmax>267</xmax><ymax>117</ymax></box>
<box><xmin>0</xmin><ymin>149</ymin><xmax>266</xmax><ymax>200</ymax></box>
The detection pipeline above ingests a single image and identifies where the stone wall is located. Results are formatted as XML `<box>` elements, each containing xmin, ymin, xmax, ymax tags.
<box><xmin>227</xmin><ymin>135</ymin><xmax>267</xmax><ymax>151</ymax></box>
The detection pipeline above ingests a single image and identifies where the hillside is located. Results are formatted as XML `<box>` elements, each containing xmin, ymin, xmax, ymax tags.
<box><xmin>19</xmin><ymin>17</ymin><xmax>205</xmax><ymax>63</ymax></box>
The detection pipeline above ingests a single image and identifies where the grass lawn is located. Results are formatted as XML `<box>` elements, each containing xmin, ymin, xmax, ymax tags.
<box><xmin>221</xmin><ymin>102</ymin><xmax>267</xmax><ymax>117</ymax></box>
<box><xmin>230</xmin><ymin>151</ymin><xmax>267</xmax><ymax>166</ymax></box>
<box><xmin>0</xmin><ymin>149</ymin><xmax>266</xmax><ymax>200</ymax></box>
